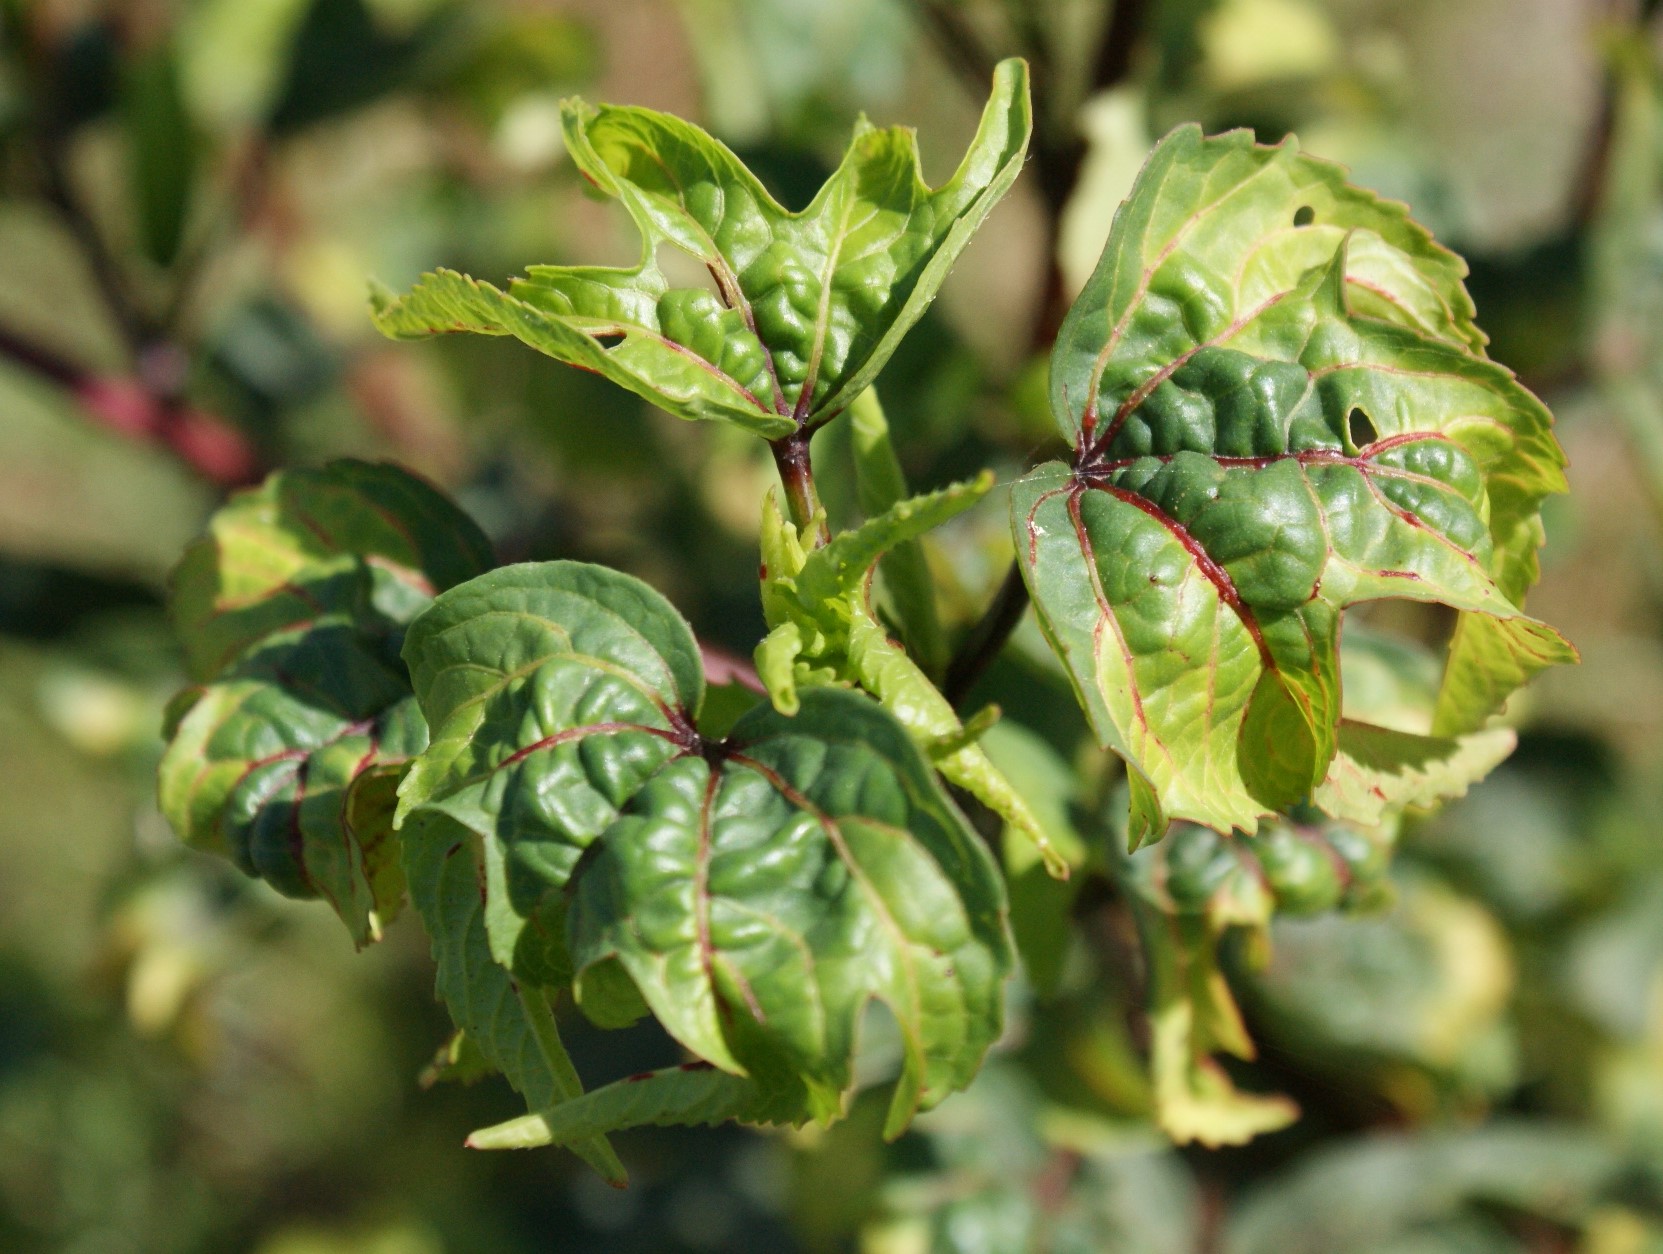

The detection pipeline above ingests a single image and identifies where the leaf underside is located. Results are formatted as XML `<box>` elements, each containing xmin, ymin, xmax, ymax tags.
<box><xmin>1013</xmin><ymin>125</ymin><xmax>1574</xmax><ymax>842</ymax></box>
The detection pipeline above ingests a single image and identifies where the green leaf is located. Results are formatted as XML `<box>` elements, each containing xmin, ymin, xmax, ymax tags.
<box><xmin>419</xmin><ymin>1030</ymin><xmax>493</xmax><ymax>1089</ymax></box>
<box><xmin>400</xmin><ymin>809</ymin><xmax>626</xmax><ymax>1182</ymax></box>
<box><xmin>1015</xmin><ymin>128</ymin><xmax>1572</xmax><ymax>840</ymax></box>
<box><xmin>849</xmin><ymin>387</ymin><xmax>947</xmax><ymax>674</ymax></box>
<box><xmin>398</xmin><ymin>561</ymin><xmax>1012</xmax><ymax>1141</ymax></box>
<box><xmin>170</xmin><ymin>459</ymin><xmax>493</xmax><ymax>681</ymax></box>
<box><xmin>464</xmin><ymin>1063</ymin><xmax>807</xmax><ymax>1151</ymax></box>
<box><xmin>979</xmin><ymin>722</ymin><xmax>1088</xmax><ymax>996</ymax></box>
<box><xmin>570</xmin><ymin>689</ymin><xmax>1011</xmax><ymax>1137</ymax></box>
<box><xmin>370</xmin><ymin>59</ymin><xmax>1031</xmax><ymax>438</ymax></box>
<box><xmin>755</xmin><ymin>477</ymin><xmax>1066</xmax><ymax>875</ymax></box>
<box><xmin>1314</xmin><ymin>719</ymin><xmax>1516</xmax><ymax>828</ymax></box>
<box><xmin>1224</xmin><ymin>1124</ymin><xmax>1626</xmax><ymax>1254</ymax></box>
<box><xmin>122</xmin><ymin>43</ymin><xmax>197</xmax><ymax>268</ymax></box>
<box><xmin>1135</xmin><ymin>903</ymin><xmax>1297</xmax><ymax>1147</ymax></box>
<box><xmin>159</xmin><ymin>460</ymin><xmax>493</xmax><ymax>946</ymax></box>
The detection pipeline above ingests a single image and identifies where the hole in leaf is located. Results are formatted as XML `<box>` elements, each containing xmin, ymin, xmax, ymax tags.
<box><xmin>1348</xmin><ymin>406</ymin><xmax>1378</xmax><ymax>448</ymax></box>
<box><xmin>655</xmin><ymin>242</ymin><xmax>728</xmax><ymax>302</ymax></box>
<box><xmin>1293</xmin><ymin>205</ymin><xmax>1315</xmax><ymax>227</ymax></box>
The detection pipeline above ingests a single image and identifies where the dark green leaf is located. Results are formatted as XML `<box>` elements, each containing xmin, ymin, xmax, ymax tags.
<box><xmin>121</xmin><ymin>44</ymin><xmax>196</xmax><ymax>268</ymax></box>
<box><xmin>398</xmin><ymin>561</ymin><xmax>1012</xmax><ymax>1141</ymax></box>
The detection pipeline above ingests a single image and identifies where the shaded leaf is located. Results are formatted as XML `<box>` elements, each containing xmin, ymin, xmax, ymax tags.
<box><xmin>400</xmin><ymin>808</ymin><xmax>625</xmax><ymax>1182</ymax></box>
<box><xmin>465</xmin><ymin>1063</ymin><xmax>806</xmax><ymax>1150</ymax></box>
<box><xmin>159</xmin><ymin>461</ymin><xmax>492</xmax><ymax>946</ymax></box>
<box><xmin>755</xmin><ymin>477</ymin><xmax>1064</xmax><ymax>875</ymax></box>
<box><xmin>849</xmin><ymin>387</ymin><xmax>947</xmax><ymax>674</ymax></box>
<box><xmin>122</xmin><ymin>44</ymin><xmax>196</xmax><ymax>268</ymax></box>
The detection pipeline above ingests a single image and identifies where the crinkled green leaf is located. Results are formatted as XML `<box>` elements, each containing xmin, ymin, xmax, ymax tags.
<box><xmin>400</xmin><ymin>809</ymin><xmax>625</xmax><ymax>1182</ymax></box>
<box><xmin>370</xmin><ymin>60</ymin><xmax>1030</xmax><ymax>437</ymax></box>
<box><xmin>159</xmin><ymin>671</ymin><xmax>423</xmax><ymax>947</ymax></box>
<box><xmin>755</xmin><ymin>477</ymin><xmax>1065</xmax><ymax>875</ymax></box>
<box><xmin>398</xmin><ymin>560</ymin><xmax>1012</xmax><ymax>1143</ymax></box>
<box><xmin>1015</xmin><ymin>127</ymin><xmax>1572</xmax><ymax>840</ymax></box>
<box><xmin>569</xmin><ymin>689</ymin><xmax>1011</xmax><ymax>1137</ymax></box>
<box><xmin>1125</xmin><ymin>816</ymin><xmax>1394</xmax><ymax>922</ymax></box>
<box><xmin>159</xmin><ymin>461</ymin><xmax>492</xmax><ymax>946</ymax></box>
<box><xmin>398</xmin><ymin>560</ymin><xmax>703</xmax><ymax>990</ymax></box>
<box><xmin>465</xmin><ymin>1062</ymin><xmax>808</xmax><ymax>1151</ymax></box>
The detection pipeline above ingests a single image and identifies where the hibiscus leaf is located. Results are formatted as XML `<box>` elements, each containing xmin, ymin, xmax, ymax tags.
<box><xmin>398</xmin><ymin>561</ymin><xmax>1013</xmax><ymax>1146</ymax></box>
<box><xmin>1014</xmin><ymin>128</ymin><xmax>1573</xmax><ymax>841</ymax></box>
<box><xmin>369</xmin><ymin>59</ymin><xmax>1030</xmax><ymax>438</ymax></box>
<box><xmin>158</xmin><ymin>461</ymin><xmax>493</xmax><ymax>946</ymax></box>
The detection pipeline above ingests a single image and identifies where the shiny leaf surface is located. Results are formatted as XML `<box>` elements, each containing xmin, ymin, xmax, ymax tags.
<box><xmin>398</xmin><ymin>561</ymin><xmax>1013</xmax><ymax>1143</ymax></box>
<box><xmin>1014</xmin><ymin>127</ymin><xmax>1572</xmax><ymax>841</ymax></box>
<box><xmin>369</xmin><ymin>61</ymin><xmax>1030</xmax><ymax>437</ymax></box>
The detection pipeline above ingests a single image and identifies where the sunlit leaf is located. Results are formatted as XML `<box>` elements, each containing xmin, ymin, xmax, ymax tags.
<box><xmin>370</xmin><ymin>60</ymin><xmax>1031</xmax><ymax>439</ymax></box>
<box><xmin>398</xmin><ymin>561</ymin><xmax>1012</xmax><ymax>1143</ymax></box>
<box><xmin>1014</xmin><ymin>127</ymin><xmax>1572</xmax><ymax>841</ymax></box>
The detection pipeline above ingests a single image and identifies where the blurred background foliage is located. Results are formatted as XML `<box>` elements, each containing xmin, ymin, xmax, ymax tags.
<box><xmin>4</xmin><ymin>0</ymin><xmax>1663</xmax><ymax>1250</ymax></box>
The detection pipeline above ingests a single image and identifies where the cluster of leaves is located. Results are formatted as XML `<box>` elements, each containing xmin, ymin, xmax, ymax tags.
<box><xmin>158</xmin><ymin>55</ymin><xmax>1572</xmax><ymax>1173</ymax></box>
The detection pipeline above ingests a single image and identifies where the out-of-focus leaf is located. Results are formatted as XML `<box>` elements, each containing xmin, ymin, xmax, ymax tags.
<box><xmin>399</xmin><ymin>561</ymin><xmax>1012</xmax><ymax>1142</ymax></box>
<box><xmin>178</xmin><ymin>0</ymin><xmax>313</xmax><ymax>133</ymax></box>
<box><xmin>1247</xmin><ymin>871</ymin><xmax>1515</xmax><ymax>1086</ymax></box>
<box><xmin>1224</xmin><ymin>1123</ymin><xmax>1630</xmax><ymax>1254</ymax></box>
<box><xmin>1014</xmin><ymin>126</ymin><xmax>1570</xmax><ymax>843</ymax></box>
<box><xmin>121</xmin><ymin>44</ymin><xmax>196</xmax><ymax>268</ymax></box>
<box><xmin>439</xmin><ymin>11</ymin><xmax>597</xmax><ymax>123</ymax></box>
<box><xmin>159</xmin><ymin>461</ymin><xmax>491</xmax><ymax>946</ymax></box>
<box><xmin>861</xmin><ymin>1063</ymin><xmax>1202</xmax><ymax>1254</ymax></box>
<box><xmin>267</xmin><ymin>0</ymin><xmax>459</xmax><ymax>134</ymax></box>
<box><xmin>370</xmin><ymin>60</ymin><xmax>1031</xmax><ymax>440</ymax></box>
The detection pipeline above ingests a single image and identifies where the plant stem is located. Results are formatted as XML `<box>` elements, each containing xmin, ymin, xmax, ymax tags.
<box><xmin>771</xmin><ymin>432</ymin><xmax>830</xmax><ymax>545</ymax></box>
<box><xmin>944</xmin><ymin>562</ymin><xmax>1030</xmax><ymax>705</ymax></box>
